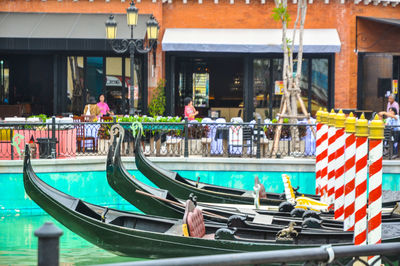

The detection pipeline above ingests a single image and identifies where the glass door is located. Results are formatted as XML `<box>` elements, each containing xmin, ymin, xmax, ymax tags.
<box><xmin>0</xmin><ymin>59</ymin><xmax>9</xmax><ymax>104</ymax></box>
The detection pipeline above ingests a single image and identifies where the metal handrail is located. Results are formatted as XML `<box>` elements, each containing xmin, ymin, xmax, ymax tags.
<box><xmin>96</xmin><ymin>243</ymin><xmax>400</xmax><ymax>266</ymax></box>
<box><xmin>2</xmin><ymin>120</ymin><xmax>397</xmax><ymax>160</ymax></box>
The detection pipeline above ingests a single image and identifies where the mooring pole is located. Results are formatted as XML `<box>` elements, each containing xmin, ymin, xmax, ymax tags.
<box><xmin>354</xmin><ymin>113</ymin><xmax>368</xmax><ymax>246</ymax></box>
<box><xmin>367</xmin><ymin>114</ymin><xmax>384</xmax><ymax>265</ymax></box>
<box><xmin>315</xmin><ymin>108</ymin><xmax>323</xmax><ymax>195</ymax></box>
<box><xmin>319</xmin><ymin>108</ymin><xmax>329</xmax><ymax>200</ymax></box>
<box><xmin>334</xmin><ymin>109</ymin><xmax>346</xmax><ymax>221</ymax></box>
<box><xmin>343</xmin><ymin>112</ymin><xmax>356</xmax><ymax>231</ymax></box>
<box><xmin>34</xmin><ymin>222</ymin><xmax>63</xmax><ymax>266</ymax></box>
<box><xmin>327</xmin><ymin>109</ymin><xmax>337</xmax><ymax>208</ymax></box>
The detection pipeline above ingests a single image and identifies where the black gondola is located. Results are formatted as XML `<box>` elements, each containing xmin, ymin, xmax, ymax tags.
<box><xmin>106</xmin><ymin>126</ymin><xmax>400</xmax><ymax>230</ymax></box>
<box><xmin>133</xmin><ymin>126</ymin><xmax>400</xmax><ymax>208</ymax></box>
<box><xmin>23</xmin><ymin>145</ymin><xmax>400</xmax><ymax>259</ymax></box>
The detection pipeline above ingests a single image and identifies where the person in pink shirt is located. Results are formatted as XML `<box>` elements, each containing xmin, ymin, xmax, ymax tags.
<box><xmin>184</xmin><ymin>97</ymin><xmax>198</xmax><ymax>121</ymax></box>
<box><xmin>97</xmin><ymin>94</ymin><xmax>114</xmax><ymax>116</ymax></box>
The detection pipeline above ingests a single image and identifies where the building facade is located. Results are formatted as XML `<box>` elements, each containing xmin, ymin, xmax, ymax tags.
<box><xmin>0</xmin><ymin>0</ymin><xmax>399</xmax><ymax>120</ymax></box>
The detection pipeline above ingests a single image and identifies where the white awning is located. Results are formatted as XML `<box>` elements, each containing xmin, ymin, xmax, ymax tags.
<box><xmin>162</xmin><ymin>28</ymin><xmax>341</xmax><ymax>53</ymax></box>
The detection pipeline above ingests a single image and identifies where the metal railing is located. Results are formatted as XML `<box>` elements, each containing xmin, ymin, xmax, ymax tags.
<box><xmin>33</xmin><ymin>222</ymin><xmax>400</xmax><ymax>266</ymax></box>
<box><xmin>1</xmin><ymin>118</ymin><xmax>397</xmax><ymax>160</ymax></box>
<box><xmin>98</xmin><ymin>243</ymin><xmax>400</xmax><ymax>266</ymax></box>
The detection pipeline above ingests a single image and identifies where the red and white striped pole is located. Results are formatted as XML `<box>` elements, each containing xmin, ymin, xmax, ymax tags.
<box><xmin>327</xmin><ymin>109</ymin><xmax>337</xmax><ymax>207</ymax></box>
<box><xmin>319</xmin><ymin>109</ymin><xmax>329</xmax><ymax>199</ymax></box>
<box><xmin>315</xmin><ymin>108</ymin><xmax>324</xmax><ymax>195</ymax></box>
<box><xmin>367</xmin><ymin>115</ymin><xmax>384</xmax><ymax>265</ymax></box>
<box><xmin>334</xmin><ymin>110</ymin><xmax>346</xmax><ymax>220</ymax></box>
<box><xmin>354</xmin><ymin>113</ymin><xmax>368</xmax><ymax>246</ymax></box>
<box><xmin>343</xmin><ymin>112</ymin><xmax>356</xmax><ymax>231</ymax></box>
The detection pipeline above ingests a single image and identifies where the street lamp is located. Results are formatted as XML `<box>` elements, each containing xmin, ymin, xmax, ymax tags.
<box><xmin>105</xmin><ymin>1</ymin><xmax>159</xmax><ymax>115</ymax></box>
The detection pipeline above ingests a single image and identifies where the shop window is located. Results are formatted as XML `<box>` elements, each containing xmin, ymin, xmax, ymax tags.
<box><xmin>178</xmin><ymin>61</ymin><xmax>210</xmax><ymax>109</ymax></box>
<box><xmin>272</xmin><ymin>59</ymin><xmax>283</xmax><ymax>119</ymax></box>
<box><xmin>67</xmin><ymin>57</ymin><xmax>85</xmax><ymax>114</ymax></box>
<box><xmin>177</xmin><ymin>63</ymin><xmax>190</xmax><ymax>108</ymax></box>
<box><xmin>0</xmin><ymin>59</ymin><xmax>9</xmax><ymax>104</ymax></box>
<box><xmin>175</xmin><ymin>57</ymin><xmax>243</xmax><ymax>120</ymax></box>
<box><xmin>106</xmin><ymin>57</ymin><xmax>126</xmax><ymax>114</ymax></box>
<box><xmin>253</xmin><ymin>59</ymin><xmax>271</xmax><ymax>119</ymax></box>
<box><xmin>311</xmin><ymin>58</ymin><xmax>329</xmax><ymax>114</ymax></box>
<box><xmin>254</xmin><ymin>57</ymin><xmax>329</xmax><ymax>119</ymax></box>
<box><xmin>294</xmin><ymin>59</ymin><xmax>309</xmax><ymax>113</ymax></box>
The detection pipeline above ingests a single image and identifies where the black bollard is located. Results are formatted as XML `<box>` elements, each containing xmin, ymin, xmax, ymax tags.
<box><xmin>184</xmin><ymin>118</ymin><xmax>189</xmax><ymax>158</ymax></box>
<box><xmin>51</xmin><ymin>116</ymin><xmax>56</xmax><ymax>159</ymax></box>
<box><xmin>34</xmin><ymin>222</ymin><xmax>63</xmax><ymax>266</ymax></box>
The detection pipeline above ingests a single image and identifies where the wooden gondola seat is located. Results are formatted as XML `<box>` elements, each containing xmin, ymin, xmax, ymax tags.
<box><xmin>183</xmin><ymin>200</ymin><xmax>213</xmax><ymax>239</ymax></box>
<box><xmin>255</xmin><ymin>176</ymin><xmax>267</xmax><ymax>199</ymax></box>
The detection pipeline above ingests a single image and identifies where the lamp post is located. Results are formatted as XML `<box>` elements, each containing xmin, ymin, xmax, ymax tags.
<box><xmin>105</xmin><ymin>1</ymin><xmax>159</xmax><ymax>115</ymax></box>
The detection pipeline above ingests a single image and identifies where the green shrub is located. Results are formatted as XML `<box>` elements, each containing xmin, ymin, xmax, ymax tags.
<box><xmin>148</xmin><ymin>79</ymin><xmax>166</xmax><ymax>117</ymax></box>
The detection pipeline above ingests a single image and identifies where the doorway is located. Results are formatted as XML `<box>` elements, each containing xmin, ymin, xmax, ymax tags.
<box><xmin>174</xmin><ymin>56</ymin><xmax>244</xmax><ymax>120</ymax></box>
<box><xmin>359</xmin><ymin>53</ymin><xmax>393</xmax><ymax>113</ymax></box>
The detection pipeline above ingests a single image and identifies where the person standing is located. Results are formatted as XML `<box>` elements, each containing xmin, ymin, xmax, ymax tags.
<box><xmin>97</xmin><ymin>94</ymin><xmax>114</xmax><ymax>116</ymax></box>
<box><xmin>379</xmin><ymin>107</ymin><xmax>400</xmax><ymax>155</ymax></box>
<box><xmin>83</xmin><ymin>96</ymin><xmax>101</xmax><ymax>121</ymax></box>
<box><xmin>184</xmin><ymin>97</ymin><xmax>198</xmax><ymax>121</ymax></box>
<box><xmin>387</xmin><ymin>94</ymin><xmax>399</xmax><ymax>114</ymax></box>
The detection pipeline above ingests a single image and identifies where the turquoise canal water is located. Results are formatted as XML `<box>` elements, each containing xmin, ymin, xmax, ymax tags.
<box><xmin>0</xmin><ymin>170</ymin><xmax>399</xmax><ymax>265</ymax></box>
<box><xmin>0</xmin><ymin>215</ymin><xmax>141</xmax><ymax>265</ymax></box>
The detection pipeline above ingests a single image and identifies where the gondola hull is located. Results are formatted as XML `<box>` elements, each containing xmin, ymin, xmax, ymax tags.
<box><xmin>23</xmin><ymin>146</ymin><xmax>400</xmax><ymax>259</ymax></box>
<box><xmin>107</xmin><ymin>134</ymin><xmax>400</xmax><ymax>229</ymax></box>
<box><xmin>133</xmin><ymin>127</ymin><xmax>400</xmax><ymax>208</ymax></box>
<box><xmin>106</xmin><ymin>138</ymin><xmax>186</xmax><ymax>220</ymax></box>
<box><xmin>134</xmin><ymin>128</ymin><xmax>284</xmax><ymax>206</ymax></box>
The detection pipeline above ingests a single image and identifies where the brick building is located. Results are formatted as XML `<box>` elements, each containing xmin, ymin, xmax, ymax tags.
<box><xmin>0</xmin><ymin>0</ymin><xmax>399</xmax><ymax>120</ymax></box>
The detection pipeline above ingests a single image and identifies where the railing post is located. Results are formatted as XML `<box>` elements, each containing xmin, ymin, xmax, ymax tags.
<box><xmin>184</xmin><ymin>118</ymin><xmax>189</xmax><ymax>158</ymax></box>
<box><xmin>287</xmin><ymin>128</ymin><xmax>290</xmax><ymax>156</ymax></box>
<box><xmin>34</xmin><ymin>222</ymin><xmax>63</xmax><ymax>266</ymax></box>
<box><xmin>10</xmin><ymin>128</ymin><xmax>14</xmax><ymax>160</ymax></box>
<box><xmin>256</xmin><ymin>119</ymin><xmax>261</xmax><ymax>159</ymax></box>
<box><xmin>51</xmin><ymin>116</ymin><xmax>56</xmax><ymax>159</ymax></box>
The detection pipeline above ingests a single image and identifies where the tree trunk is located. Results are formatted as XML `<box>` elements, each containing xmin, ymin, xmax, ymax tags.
<box><xmin>271</xmin><ymin>0</ymin><xmax>309</xmax><ymax>157</ymax></box>
<box><xmin>70</xmin><ymin>57</ymin><xmax>84</xmax><ymax>115</ymax></box>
